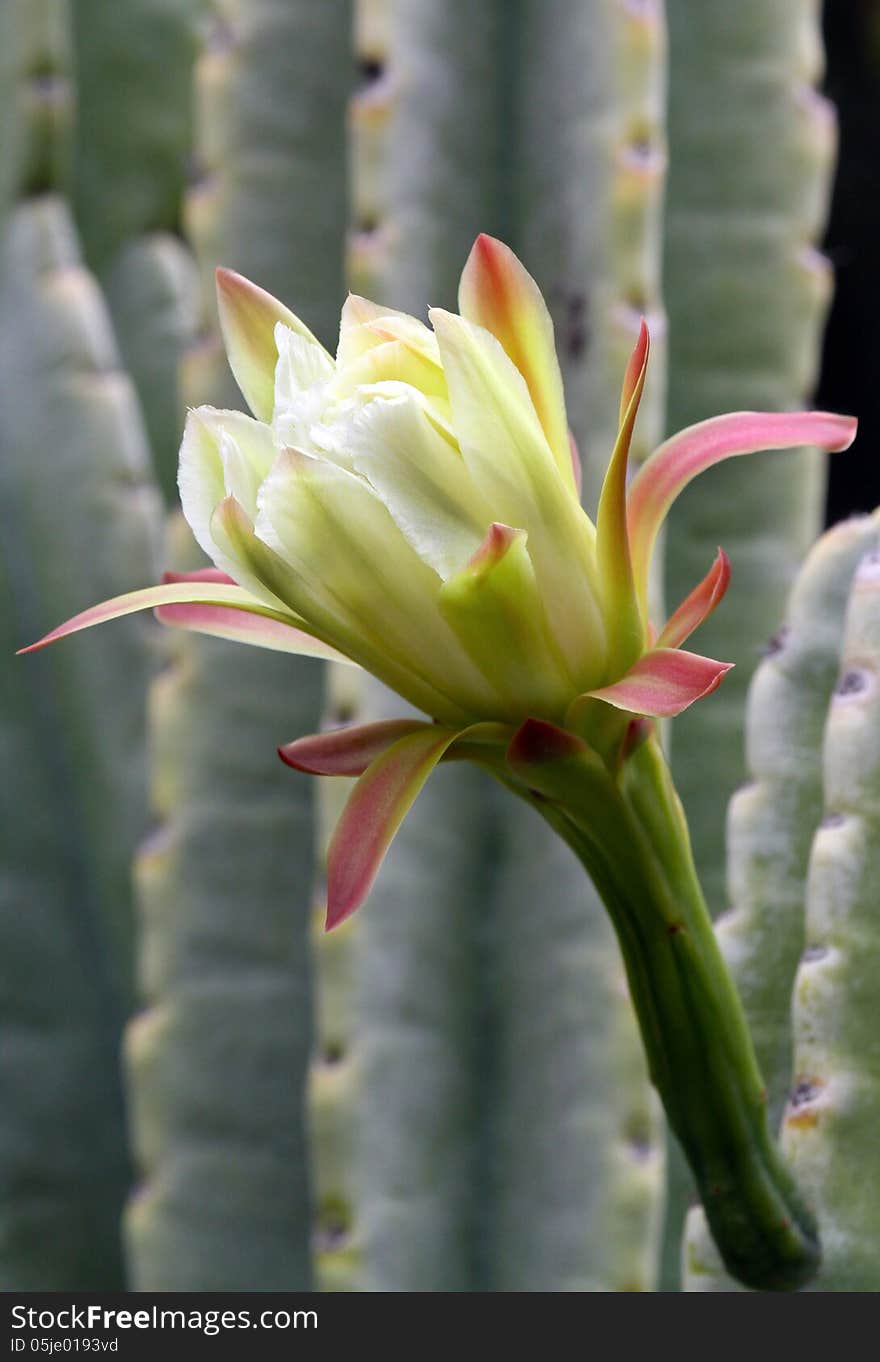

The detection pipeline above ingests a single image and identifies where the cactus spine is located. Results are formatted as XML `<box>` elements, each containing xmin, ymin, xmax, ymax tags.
<box><xmin>124</xmin><ymin>1</ymin><xmax>351</xmax><ymax>1290</ymax></box>
<box><xmin>683</xmin><ymin>513</ymin><xmax>880</xmax><ymax>1290</ymax></box>
<box><xmin>308</xmin><ymin>0</ymin><xmax>666</xmax><ymax>1293</ymax></box>
<box><xmin>660</xmin><ymin>1</ymin><xmax>837</xmax><ymax>1283</ymax></box>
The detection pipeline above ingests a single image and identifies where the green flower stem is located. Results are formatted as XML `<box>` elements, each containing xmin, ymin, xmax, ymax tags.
<box><xmin>501</xmin><ymin>729</ymin><xmax>819</xmax><ymax>1292</ymax></box>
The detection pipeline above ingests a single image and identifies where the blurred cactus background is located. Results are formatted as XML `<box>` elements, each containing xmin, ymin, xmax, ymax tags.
<box><xmin>1</xmin><ymin>0</ymin><xmax>879</xmax><ymax>1293</ymax></box>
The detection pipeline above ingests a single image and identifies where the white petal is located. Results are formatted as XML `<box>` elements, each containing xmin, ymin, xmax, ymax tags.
<box><xmin>255</xmin><ymin>451</ymin><xmax>502</xmax><ymax>718</ymax></box>
<box><xmin>272</xmin><ymin>322</ymin><xmax>335</xmax><ymax>451</ymax></box>
<box><xmin>431</xmin><ymin>310</ymin><xmax>606</xmax><ymax>682</ymax></box>
<box><xmin>344</xmin><ymin>394</ymin><xmax>491</xmax><ymax>579</ymax></box>
<box><xmin>177</xmin><ymin>407</ymin><xmax>281</xmax><ymax>607</ymax></box>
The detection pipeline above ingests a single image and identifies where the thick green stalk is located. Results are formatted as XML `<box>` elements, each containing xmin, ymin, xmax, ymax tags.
<box><xmin>505</xmin><ymin>731</ymin><xmax>819</xmax><ymax>1292</ymax></box>
<box><xmin>661</xmin><ymin>0</ymin><xmax>836</xmax><ymax>1283</ymax></box>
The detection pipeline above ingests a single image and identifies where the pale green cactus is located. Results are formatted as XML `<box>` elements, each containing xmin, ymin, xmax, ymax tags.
<box><xmin>103</xmin><ymin>235</ymin><xmax>201</xmax><ymax>502</ymax></box>
<box><xmin>122</xmin><ymin>0</ymin><xmax>351</xmax><ymax>1291</ymax></box>
<box><xmin>71</xmin><ymin>0</ymin><xmax>199</xmax><ymax>274</ymax></box>
<box><xmin>0</xmin><ymin>195</ymin><xmax>161</xmax><ymax>1287</ymax></box>
<box><xmin>8</xmin><ymin>0</ymin><xmax>876</xmax><ymax>1298</ymax></box>
<box><xmin>70</xmin><ymin>0</ymin><xmax>202</xmax><ymax>499</ymax></box>
<box><xmin>7</xmin><ymin>0</ymin><xmax>73</xmax><ymax>201</ymax></box>
<box><xmin>0</xmin><ymin>0</ymin><xmax>162</xmax><ymax>1290</ymax></box>
<box><xmin>308</xmin><ymin>0</ymin><xmax>667</xmax><ymax>1292</ymax></box>
<box><xmin>125</xmin><ymin>518</ymin><xmax>322</xmax><ymax>1291</ymax></box>
<box><xmin>514</xmin><ymin>0</ymin><xmax>667</xmax><ymax>507</ymax></box>
<box><xmin>684</xmin><ymin>518</ymin><xmax>880</xmax><ymax>1291</ymax></box>
<box><xmin>715</xmin><ymin>514</ymin><xmax>880</xmax><ymax>1125</ymax></box>
<box><xmin>782</xmin><ymin>548</ymin><xmax>880</xmax><ymax>1291</ymax></box>
<box><xmin>660</xmin><ymin>0</ymin><xmax>837</xmax><ymax>1282</ymax></box>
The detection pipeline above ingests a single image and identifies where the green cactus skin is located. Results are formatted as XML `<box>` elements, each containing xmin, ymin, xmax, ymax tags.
<box><xmin>660</xmin><ymin>1</ymin><xmax>837</xmax><ymax>1285</ymax></box>
<box><xmin>685</xmin><ymin>535</ymin><xmax>880</xmax><ymax>1291</ymax></box>
<box><xmin>308</xmin><ymin>0</ymin><xmax>665</xmax><ymax>1293</ymax></box>
<box><xmin>6</xmin><ymin>0</ymin><xmax>73</xmax><ymax>201</ymax></box>
<box><xmin>781</xmin><ymin>548</ymin><xmax>880</xmax><ymax>1290</ymax></box>
<box><xmin>682</xmin><ymin>513</ymin><xmax>880</xmax><ymax>1291</ymax></box>
<box><xmin>125</xmin><ymin>517</ymin><xmax>322</xmax><ymax>1291</ymax></box>
<box><xmin>185</xmin><ymin>0</ymin><xmax>352</xmax><ymax>410</ymax></box>
<box><xmin>69</xmin><ymin>2</ymin><xmax>200</xmax><ymax>501</ymax></box>
<box><xmin>515</xmin><ymin>0</ymin><xmax>667</xmax><ymax>508</ymax></box>
<box><xmin>719</xmin><ymin>515</ymin><xmax>880</xmax><ymax>1124</ymax></box>
<box><xmin>349</xmin><ymin>0</ymin><xmax>505</xmax><ymax>313</ymax></box>
<box><xmin>0</xmin><ymin>196</ymin><xmax>161</xmax><ymax>1288</ymax></box>
<box><xmin>124</xmin><ymin>0</ymin><xmax>350</xmax><ymax>1291</ymax></box>
<box><xmin>70</xmin><ymin>0</ymin><xmax>199</xmax><ymax>275</ymax></box>
<box><xmin>316</xmin><ymin>0</ymin><xmax>505</xmax><ymax>1293</ymax></box>
<box><xmin>103</xmin><ymin>234</ymin><xmax>201</xmax><ymax>503</ymax></box>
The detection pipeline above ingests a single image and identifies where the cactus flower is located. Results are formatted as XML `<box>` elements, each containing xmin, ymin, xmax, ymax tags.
<box><xmin>22</xmin><ymin>233</ymin><xmax>856</xmax><ymax>1291</ymax></box>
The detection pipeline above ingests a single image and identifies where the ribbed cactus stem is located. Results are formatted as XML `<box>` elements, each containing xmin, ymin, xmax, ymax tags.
<box><xmin>70</xmin><ymin>0</ymin><xmax>199</xmax><ymax>273</ymax></box>
<box><xmin>515</xmin><ymin>0</ymin><xmax>667</xmax><ymax>506</ymax></box>
<box><xmin>125</xmin><ymin>0</ymin><xmax>350</xmax><ymax>1289</ymax></box>
<box><xmin>8</xmin><ymin>0</ymin><xmax>73</xmax><ymax>199</ymax></box>
<box><xmin>780</xmin><ymin>548</ymin><xmax>880</xmax><ymax>1290</ymax></box>
<box><xmin>717</xmin><ymin>514</ymin><xmax>880</xmax><ymax>1122</ymax></box>
<box><xmin>683</xmin><ymin>513</ymin><xmax>880</xmax><ymax>1291</ymax></box>
<box><xmin>327</xmin><ymin>0</ymin><xmax>665</xmax><ymax>1292</ymax></box>
<box><xmin>184</xmin><ymin>0</ymin><xmax>351</xmax><ymax>409</ymax></box>
<box><xmin>103</xmin><ymin>235</ymin><xmax>201</xmax><ymax>502</ymax></box>
<box><xmin>309</xmin><ymin>665</ymin><xmax>363</xmax><ymax>1293</ymax></box>
<box><xmin>1</xmin><ymin>195</ymin><xmax>160</xmax><ymax>1288</ymax></box>
<box><xmin>664</xmin><ymin>0</ymin><xmax>836</xmax><ymax>915</ymax></box>
<box><xmin>125</xmin><ymin>519</ymin><xmax>322</xmax><ymax>1291</ymax></box>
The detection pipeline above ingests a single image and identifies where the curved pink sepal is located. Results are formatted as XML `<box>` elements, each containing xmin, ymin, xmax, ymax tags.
<box><xmin>656</xmin><ymin>548</ymin><xmax>731</xmax><ymax>649</ymax></box>
<box><xmin>506</xmin><ymin>717</ymin><xmax>588</xmax><ymax>767</ymax></box>
<box><xmin>619</xmin><ymin>317</ymin><xmax>650</xmax><ymax>426</ymax></box>
<box><xmin>16</xmin><ymin>581</ymin><xmax>286</xmax><ymax>655</ymax></box>
<box><xmin>627</xmin><ymin>410</ymin><xmax>858</xmax><ymax>595</ymax></box>
<box><xmin>279</xmin><ymin>719</ymin><xmax>430</xmax><ymax>776</ymax></box>
<box><xmin>326</xmin><ymin>725</ymin><xmax>465</xmax><ymax>929</ymax></box>
<box><xmin>586</xmin><ymin>648</ymin><xmax>734</xmax><ymax>718</ymax></box>
<box><xmin>155</xmin><ymin>601</ymin><xmax>351</xmax><ymax>663</ymax></box>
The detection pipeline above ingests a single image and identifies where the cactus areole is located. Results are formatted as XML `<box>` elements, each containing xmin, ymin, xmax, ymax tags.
<box><xmin>23</xmin><ymin>235</ymin><xmax>856</xmax><ymax>1291</ymax></box>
